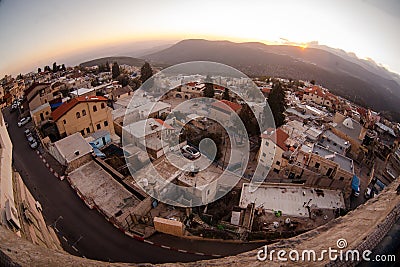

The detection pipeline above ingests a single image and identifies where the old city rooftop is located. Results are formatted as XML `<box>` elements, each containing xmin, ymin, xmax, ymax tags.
<box><xmin>51</xmin><ymin>96</ymin><xmax>108</xmax><ymax>121</ymax></box>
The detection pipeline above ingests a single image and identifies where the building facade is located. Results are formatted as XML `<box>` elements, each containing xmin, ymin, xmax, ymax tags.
<box><xmin>52</xmin><ymin>96</ymin><xmax>115</xmax><ymax>138</ymax></box>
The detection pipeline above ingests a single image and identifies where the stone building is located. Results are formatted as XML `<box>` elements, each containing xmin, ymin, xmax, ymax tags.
<box><xmin>52</xmin><ymin>96</ymin><xmax>115</xmax><ymax>138</ymax></box>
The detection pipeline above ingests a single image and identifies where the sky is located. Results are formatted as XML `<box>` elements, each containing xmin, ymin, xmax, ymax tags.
<box><xmin>0</xmin><ymin>0</ymin><xmax>399</xmax><ymax>76</ymax></box>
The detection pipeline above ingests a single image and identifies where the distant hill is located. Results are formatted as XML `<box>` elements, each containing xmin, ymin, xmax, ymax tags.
<box><xmin>144</xmin><ymin>39</ymin><xmax>400</xmax><ymax>121</ymax></box>
<box><xmin>80</xmin><ymin>56</ymin><xmax>145</xmax><ymax>68</ymax></box>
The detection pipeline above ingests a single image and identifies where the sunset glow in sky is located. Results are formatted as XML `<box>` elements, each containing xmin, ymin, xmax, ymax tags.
<box><xmin>0</xmin><ymin>0</ymin><xmax>399</xmax><ymax>76</ymax></box>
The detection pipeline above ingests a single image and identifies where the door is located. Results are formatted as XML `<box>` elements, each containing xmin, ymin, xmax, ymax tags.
<box><xmin>102</xmin><ymin>137</ymin><xmax>106</xmax><ymax>146</ymax></box>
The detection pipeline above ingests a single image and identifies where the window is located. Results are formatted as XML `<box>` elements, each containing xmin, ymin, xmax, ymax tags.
<box><xmin>101</xmin><ymin>103</ymin><xmax>105</xmax><ymax>109</ymax></box>
<box><xmin>80</xmin><ymin>130</ymin><xmax>85</xmax><ymax>136</ymax></box>
<box><xmin>76</xmin><ymin>112</ymin><xmax>81</xmax><ymax>119</ymax></box>
<box><xmin>104</xmin><ymin>121</ymin><xmax>108</xmax><ymax>127</ymax></box>
<box><xmin>86</xmin><ymin>127</ymin><xmax>90</xmax><ymax>134</ymax></box>
<box><xmin>63</xmin><ymin>119</ymin><xmax>66</xmax><ymax>124</ymax></box>
<box><xmin>93</xmin><ymin>105</ymin><xmax>97</xmax><ymax>112</ymax></box>
<box><xmin>45</xmin><ymin>111</ymin><xmax>49</xmax><ymax>115</ymax></box>
<box><xmin>276</xmin><ymin>161</ymin><xmax>281</xmax><ymax>166</ymax></box>
<box><xmin>96</xmin><ymin>123</ymin><xmax>101</xmax><ymax>130</ymax></box>
<box><xmin>262</xmin><ymin>152</ymin><xmax>266</xmax><ymax>157</ymax></box>
<box><xmin>315</xmin><ymin>162</ymin><xmax>320</xmax><ymax>168</ymax></box>
<box><xmin>339</xmin><ymin>177</ymin><xmax>344</xmax><ymax>181</ymax></box>
<box><xmin>82</xmin><ymin>109</ymin><xmax>86</xmax><ymax>116</ymax></box>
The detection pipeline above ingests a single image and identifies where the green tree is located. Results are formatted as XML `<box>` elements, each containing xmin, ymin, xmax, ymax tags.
<box><xmin>267</xmin><ymin>82</ymin><xmax>286</xmax><ymax>127</ymax></box>
<box><xmin>38</xmin><ymin>67</ymin><xmax>42</xmax><ymax>73</ymax></box>
<box><xmin>140</xmin><ymin>62</ymin><xmax>153</xmax><ymax>84</ymax></box>
<box><xmin>61</xmin><ymin>64</ymin><xmax>66</xmax><ymax>71</ymax></box>
<box><xmin>52</xmin><ymin>62</ymin><xmax>58</xmax><ymax>73</ymax></box>
<box><xmin>310</xmin><ymin>80</ymin><xmax>316</xmax><ymax>85</ymax></box>
<box><xmin>112</xmin><ymin>62</ymin><xmax>120</xmax><ymax>79</ymax></box>
<box><xmin>203</xmin><ymin>75</ymin><xmax>214</xmax><ymax>98</ymax></box>
<box><xmin>238</xmin><ymin>104</ymin><xmax>259</xmax><ymax>136</ymax></box>
<box><xmin>44</xmin><ymin>65</ymin><xmax>51</xmax><ymax>72</ymax></box>
<box><xmin>222</xmin><ymin>88</ymin><xmax>230</xmax><ymax>101</ymax></box>
<box><xmin>117</xmin><ymin>75</ymin><xmax>129</xmax><ymax>87</ymax></box>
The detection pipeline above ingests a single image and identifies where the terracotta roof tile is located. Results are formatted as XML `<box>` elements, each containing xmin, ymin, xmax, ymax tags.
<box><xmin>154</xmin><ymin>119</ymin><xmax>174</xmax><ymax>130</ymax></box>
<box><xmin>262</xmin><ymin>128</ymin><xmax>289</xmax><ymax>151</ymax></box>
<box><xmin>52</xmin><ymin>96</ymin><xmax>107</xmax><ymax>121</ymax></box>
<box><xmin>211</xmin><ymin>100</ymin><xmax>241</xmax><ymax>113</ymax></box>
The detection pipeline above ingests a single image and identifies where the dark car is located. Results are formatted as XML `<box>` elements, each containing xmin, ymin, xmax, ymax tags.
<box><xmin>182</xmin><ymin>151</ymin><xmax>196</xmax><ymax>160</ymax></box>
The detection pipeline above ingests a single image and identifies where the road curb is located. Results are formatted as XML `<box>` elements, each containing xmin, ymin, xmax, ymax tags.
<box><xmin>35</xmin><ymin>150</ymin><xmax>63</xmax><ymax>180</ymax></box>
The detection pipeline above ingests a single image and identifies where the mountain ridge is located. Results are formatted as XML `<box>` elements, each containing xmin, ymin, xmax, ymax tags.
<box><xmin>143</xmin><ymin>39</ymin><xmax>400</xmax><ymax>121</ymax></box>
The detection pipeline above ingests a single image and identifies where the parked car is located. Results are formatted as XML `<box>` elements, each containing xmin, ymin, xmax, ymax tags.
<box><xmin>10</xmin><ymin>104</ymin><xmax>18</xmax><ymax>113</ymax></box>
<box><xmin>181</xmin><ymin>145</ymin><xmax>200</xmax><ymax>159</ymax></box>
<box><xmin>29</xmin><ymin>138</ymin><xmax>38</xmax><ymax>149</ymax></box>
<box><xmin>27</xmin><ymin>134</ymin><xmax>34</xmax><ymax>141</ymax></box>
<box><xmin>182</xmin><ymin>151</ymin><xmax>196</xmax><ymax>160</ymax></box>
<box><xmin>17</xmin><ymin>117</ymin><xmax>31</xmax><ymax>127</ymax></box>
<box><xmin>364</xmin><ymin>187</ymin><xmax>375</xmax><ymax>199</ymax></box>
<box><xmin>352</xmin><ymin>187</ymin><xmax>360</xmax><ymax>197</ymax></box>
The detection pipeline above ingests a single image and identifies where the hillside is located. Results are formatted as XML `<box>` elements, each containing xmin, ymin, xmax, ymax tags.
<box><xmin>79</xmin><ymin>56</ymin><xmax>146</xmax><ymax>68</ymax></box>
<box><xmin>144</xmin><ymin>39</ymin><xmax>400</xmax><ymax>121</ymax></box>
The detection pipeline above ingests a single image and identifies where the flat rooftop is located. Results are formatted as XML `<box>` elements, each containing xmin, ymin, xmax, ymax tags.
<box><xmin>70</xmin><ymin>88</ymin><xmax>94</xmax><ymax>96</ymax></box>
<box><xmin>68</xmin><ymin>161</ymin><xmax>140</xmax><ymax>218</ymax></box>
<box><xmin>239</xmin><ymin>183</ymin><xmax>345</xmax><ymax>217</ymax></box>
<box><xmin>312</xmin><ymin>144</ymin><xmax>353</xmax><ymax>173</ymax></box>
<box><xmin>319</xmin><ymin>130</ymin><xmax>350</xmax><ymax>154</ymax></box>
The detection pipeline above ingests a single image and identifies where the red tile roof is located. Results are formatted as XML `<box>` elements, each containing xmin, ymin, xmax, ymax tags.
<box><xmin>261</xmin><ymin>128</ymin><xmax>289</xmax><ymax>151</ymax></box>
<box><xmin>211</xmin><ymin>100</ymin><xmax>241</xmax><ymax>113</ymax></box>
<box><xmin>154</xmin><ymin>119</ymin><xmax>174</xmax><ymax>130</ymax></box>
<box><xmin>52</xmin><ymin>96</ymin><xmax>107</xmax><ymax>121</ymax></box>
<box><xmin>261</xmin><ymin>87</ymin><xmax>272</xmax><ymax>94</ymax></box>
<box><xmin>304</xmin><ymin>85</ymin><xmax>339</xmax><ymax>104</ymax></box>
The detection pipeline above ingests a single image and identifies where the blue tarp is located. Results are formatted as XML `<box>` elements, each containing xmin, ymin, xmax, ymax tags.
<box><xmin>50</xmin><ymin>102</ymin><xmax>62</xmax><ymax>110</ymax></box>
<box><xmin>352</xmin><ymin>175</ymin><xmax>360</xmax><ymax>191</ymax></box>
<box><xmin>89</xmin><ymin>142</ymin><xmax>106</xmax><ymax>158</ymax></box>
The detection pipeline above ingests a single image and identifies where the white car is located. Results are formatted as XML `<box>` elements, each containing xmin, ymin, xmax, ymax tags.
<box><xmin>181</xmin><ymin>145</ymin><xmax>200</xmax><ymax>159</ymax></box>
<box><xmin>17</xmin><ymin>117</ymin><xmax>31</xmax><ymax>127</ymax></box>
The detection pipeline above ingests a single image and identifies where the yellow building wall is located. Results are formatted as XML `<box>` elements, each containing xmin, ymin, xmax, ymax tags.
<box><xmin>56</xmin><ymin>101</ymin><xmax>115</xmax><ymax>138</ymax></box>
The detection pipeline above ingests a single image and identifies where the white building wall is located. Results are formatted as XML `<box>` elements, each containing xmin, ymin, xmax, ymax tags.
<box><xmin>0</xmin><ymin>113</ymin><xmax>16</xmax><ymax>225</ymax></box>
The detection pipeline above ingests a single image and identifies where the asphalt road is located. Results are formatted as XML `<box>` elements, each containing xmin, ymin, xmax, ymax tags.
<box><xmin>3</xmin><ymin>108</ymin><xmax>261</xmax><ymax>264</ymax></box>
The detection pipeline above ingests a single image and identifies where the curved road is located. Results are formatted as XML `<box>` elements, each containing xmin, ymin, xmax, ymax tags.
<box><xmin>3</xmin><ymin>109</ymin><xmax>261</xmax><ymax>264</ymax></box>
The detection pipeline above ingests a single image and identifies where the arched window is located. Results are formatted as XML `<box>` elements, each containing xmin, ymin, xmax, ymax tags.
<box><xmin>63</xmin><ymin>119</ymin><xmax>66</xmax><ymax>124</ymax></box>
<box><xmin>93</xmin><ymin>105</ymin><xmax>97</xmax><ymax>112</ymax></box>
<box><xmin>101</xmin><ymin>103</ymin><xmax>105</xmax><ymax>109</ymax></box>
<box><xmin>82</xmin><ymin>109</ymin><xmax>86</xmax><ymax>116</ymax></box>
<box><xmin>76</xmin><ymin>112</ymin><xmax>81</xmax><ymax>119</ymax></box>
